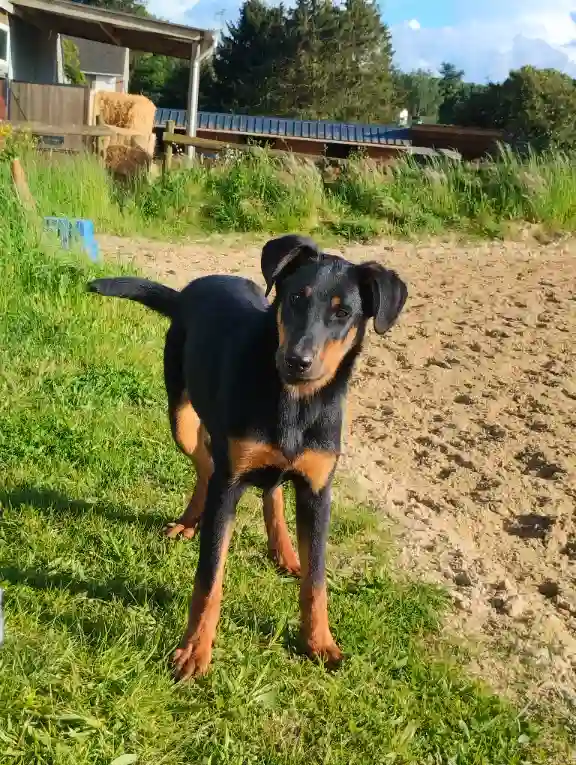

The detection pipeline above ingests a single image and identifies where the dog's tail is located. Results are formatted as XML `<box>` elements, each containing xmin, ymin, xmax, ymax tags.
<box><xmin>87</xmin><ymin>277</ymin><xmax>179</xmax><ymax>319</ymax></box>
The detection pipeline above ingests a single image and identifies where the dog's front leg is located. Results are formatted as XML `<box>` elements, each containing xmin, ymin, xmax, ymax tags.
<box><xmin>173</xmin><ymin>472</ymin><xmax>244</xmax><ymax>680</ymax></box>
<box><xmin>294</xmin><ymin>479</ymin><xmax>343</xmax><ymax>666</ymax></box>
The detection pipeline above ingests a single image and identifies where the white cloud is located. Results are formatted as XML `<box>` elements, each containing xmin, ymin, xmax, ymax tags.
<box><xmin>391</xmin><ymin>1</ymin><xmax>576</xmax><ymax>81</ymax></box>
<box><xmin>146</xmin><ymin>0</ymin><xmax>576</xmax><ymax>82</ymax></box>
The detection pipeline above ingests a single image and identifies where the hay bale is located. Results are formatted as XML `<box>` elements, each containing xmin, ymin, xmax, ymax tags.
<box><xmin>105</xmin><ymin>143</ymin><xmax>150</xmax><ymax>178</ymax></box>
<box><xmin>94</xmin><ymin>91</ymin><xmax>156</xmax><ymax>136</ymax></box>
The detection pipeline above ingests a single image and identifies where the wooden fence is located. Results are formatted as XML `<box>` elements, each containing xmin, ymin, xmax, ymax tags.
<box><xmin>9</xmin><ymin>82</ymin><xmax>91</xmax><ymax>152</ymax></box>
<box><xmin>9</xmin><ymin>119</ymin><xmax>116</xmax><ymax>158</ymax></box>
<box><xmin>161</xmin><ymin>120</ymin><xmax>320</xmax><ymax>173</ymax></box>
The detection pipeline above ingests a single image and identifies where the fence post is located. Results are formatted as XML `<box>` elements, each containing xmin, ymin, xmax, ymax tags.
<box><xmin>95</xmin><ymin>114</ymin><xmax>106</xmax><ymax>163</ymax></box>
<box><xmin>163</xmin><ymin>120</ymin><xmax>175</xmax><ymax>175</ymax></box>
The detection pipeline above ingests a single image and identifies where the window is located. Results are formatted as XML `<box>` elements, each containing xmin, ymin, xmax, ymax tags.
<box><xmin>0</xmin><ymin>24</ymin><xmax>7</xmax><ymax>65</ymax></box>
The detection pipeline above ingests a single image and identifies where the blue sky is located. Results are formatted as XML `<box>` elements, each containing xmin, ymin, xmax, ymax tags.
<box><xmin>149</xmin><ymin>0</ymin><xmax>576</xmax><ymax>83</ymax></box>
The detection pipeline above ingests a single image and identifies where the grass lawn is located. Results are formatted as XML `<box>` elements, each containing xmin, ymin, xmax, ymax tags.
<box><xmin>0</xmin><ymin>185</ymin><xmax>569</xmax><ymax>763</ymax></box>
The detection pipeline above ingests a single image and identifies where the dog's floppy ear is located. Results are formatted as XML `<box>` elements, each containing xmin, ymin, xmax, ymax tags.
<box><xmin>261</xmin><ymin>234</ymin><xmax>322</xmax><ymax>297</ymax></box>
<box><xmin>357</xmin><ymin>262</ymin><xmax>408</xmax><ymax>334</ymax></box>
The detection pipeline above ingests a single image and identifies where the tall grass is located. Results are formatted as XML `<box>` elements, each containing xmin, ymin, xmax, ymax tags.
<box><xmin>8</xmin><ymin>145</ymin><xmax>576</xmax><ymax>241</ymax></box>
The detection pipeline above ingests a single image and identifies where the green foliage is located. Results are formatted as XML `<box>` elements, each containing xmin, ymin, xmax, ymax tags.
<box><xmin>0</xmin><ymin>177</ymin><xmax>569</xmax><ymax>763</ymax></box>
<box><xmin>203</xmin><ymin>0</ymin><xmax>398</xmax><ymax>122</ymax></box>
<box><xmin>395</xmin><ymin>69</ymin><xmax>442</xmax><ymax>121</ymax></box>
<box><xmin>436</xmin><ymin>62</ymin><xmax>486</xmax><ymax>124</ymax></box>
<box><xmin>61</xmin><ymin>39</ymin><xmax>86</xmax><ymax>86</ymax></box>
<box><xmin>202</xmin><ymin>0</ymin><xmax>286</xmax><ymax>114</ymax></box>
<box><xmin>453</xmin><ymin>66</ymin><xmax>576</xmax><ymax>152</ymax></box>
<box><xmin>9</xmin><ymin>147</ymin><xmax>576</xmax><ymax>243</ymax></box>
<box><xmin>0</xmin><ymin>124</ymin><xmax>37</xmax><ymax>161</ymax></box>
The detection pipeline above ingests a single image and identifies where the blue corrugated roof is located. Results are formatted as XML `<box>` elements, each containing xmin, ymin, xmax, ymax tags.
<box><xmin>155</xmin><ymin>109</ymin><xmax>411</xmax><ymax>146</ymax></box>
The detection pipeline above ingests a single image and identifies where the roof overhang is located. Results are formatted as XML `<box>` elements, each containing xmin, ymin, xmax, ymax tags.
<box><xmin>10</xmin><ymin>0</ymin><xmax>215</xmax><ymax>59</ymax></box>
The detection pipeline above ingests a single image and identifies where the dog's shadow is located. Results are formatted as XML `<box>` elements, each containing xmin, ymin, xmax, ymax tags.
<box><xmin>0</xmin><ymin>483</ymin><xmax>166</xmax><ymax>530</ymax></box>
<box><xmin>0</xmin><ymin>483</ymin><xmax>296</xmax><ymax>653</ymax></box>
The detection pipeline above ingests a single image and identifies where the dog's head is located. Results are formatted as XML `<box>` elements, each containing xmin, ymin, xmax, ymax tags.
<box><xmin>261</xmin><ymin>234</ymin><xmax>408</xmax><ymax>392</ymax></box>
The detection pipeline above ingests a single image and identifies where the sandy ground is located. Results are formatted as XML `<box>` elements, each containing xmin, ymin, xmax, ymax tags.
<box><xmin>100</xmin><ymin>232</ymin><xmax>576</xmax><ymax>714</ymax></box>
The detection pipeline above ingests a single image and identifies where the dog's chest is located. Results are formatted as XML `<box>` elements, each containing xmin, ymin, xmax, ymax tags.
<box><xmin>228</xmin><ymin>437</ymin><xmax>337</xmax><ymax>493</ymax></box>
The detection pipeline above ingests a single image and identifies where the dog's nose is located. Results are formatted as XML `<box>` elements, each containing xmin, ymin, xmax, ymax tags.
<box><xmin>285</xmin><ymin>353</ymin><xmax>313</xmax><ymax>373</ymax></box>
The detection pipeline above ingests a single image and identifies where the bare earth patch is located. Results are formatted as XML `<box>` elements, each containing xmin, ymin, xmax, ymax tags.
<box><xmin>101</xmin><ymin>233</ymin><xmax>576</xmax><ymax>716</ymax></box>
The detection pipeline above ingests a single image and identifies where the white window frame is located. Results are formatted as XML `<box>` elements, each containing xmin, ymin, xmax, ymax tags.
<box><xmin>0</xmin><ymin>21</ymin><xmax>11</xmax><ymax>79</ymax></box>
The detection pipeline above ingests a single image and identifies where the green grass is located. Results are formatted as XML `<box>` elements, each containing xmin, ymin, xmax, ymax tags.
<box><xmin>0</xmin><ymin>173</ymin><xmax>572</xmax><ymax>764</ymax></box>
<box><xmin>10</xmin><ymin>143</ymin><xmax>576</xmax><ymax>242</ymax></box>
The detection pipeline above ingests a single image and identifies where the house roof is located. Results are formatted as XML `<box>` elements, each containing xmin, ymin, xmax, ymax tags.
<box><xmin>65</xmin><ymin>36</ymin><xmax>127</xmax><ymax>77</ymax></box>
<box><xmin>10</xmin><ymin>0</ymin><xmax>214</xmax><ymax>58</ymax></box>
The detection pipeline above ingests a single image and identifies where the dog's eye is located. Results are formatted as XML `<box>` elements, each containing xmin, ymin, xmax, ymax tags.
<box><xmin>289</xmin><ymin>292</ymin><xmax>304</xmax><ymax>306</ymax></box>
<box><xmin>335</xmin><ymin>307</ymin><xmax>350</xmax><ymax>319</ymax></box>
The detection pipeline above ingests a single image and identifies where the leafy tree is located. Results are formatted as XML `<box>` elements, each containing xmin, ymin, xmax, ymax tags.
<box><xmin>62</xmin><ymin>39</ymin><xmax>86</xmax><ymax>85</ymax></box>
<box><xmin>453</xmin><ymin>66</ymin><xmax>576</xmax><ymax>152</ymax></box>
<box><xmin>129</xmin><ymin>53</ymin><xmax>181</xmax><ymax>103</ymax></box>
<box><xmin>395</xmin><ymin>69</ymin><xmax>442</xmax><ymax>121</ymax></box>
<box><xmin>435</xmin><ymin>62</ymin><xmax>487</xmax><ymax>124</ymax></box>
<box><xmin>437</xmin><ymin>61</ymin><xmax>466</xmax><ymax>123</ymax></box>
<box><xmin>438</xmin><ymin>62</ymin><xmax>464</xmax><ymax>101</ymax></box>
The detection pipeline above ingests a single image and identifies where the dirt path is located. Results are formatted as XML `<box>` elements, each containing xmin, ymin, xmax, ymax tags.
<box><xmin>101</xmin><ymin>233</ymin><xmax>576</xmax><ymax>712</ymax></box>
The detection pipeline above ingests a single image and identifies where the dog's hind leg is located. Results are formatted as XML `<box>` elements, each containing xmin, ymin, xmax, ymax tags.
<box><xmin>164</xmin><ymin>323</ymin><xmax>214</xmax><ymax>539</ymax></box>
<box><xmin>263</xmin><ymin>486</ymin><xmax>301</xmax><ymax>576</ymax></box>
<box><xmin>166</xmin><ymin>418</ymin><xmax>213</xmax><ymax>539</ymax></box>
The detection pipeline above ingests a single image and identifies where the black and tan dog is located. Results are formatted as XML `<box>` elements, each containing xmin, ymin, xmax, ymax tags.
<box><xmin>88</xmin><ymin>234</ymin><xmax>407</xmax><ymax>680</ymax></box>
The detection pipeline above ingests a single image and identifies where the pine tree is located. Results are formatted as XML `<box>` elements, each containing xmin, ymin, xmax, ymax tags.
<box><xmin>203</xmin><ymin>0</ymin><xmax>398</xmax><ymax>122</ymax></box>
<box><xmin>202</xmin><ymin>0</ymin><xmax>287</xmax><ymax>114</ymax></box>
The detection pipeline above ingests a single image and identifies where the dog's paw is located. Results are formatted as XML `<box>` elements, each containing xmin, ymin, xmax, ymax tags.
<box><xmin>304</xmin><ymin>639</ymin><xmax>344</xmax><ymax>669</ymax></box>
<box><xmin>164</xmin><ymin>521</ymin><xmax>200</xmax><ymax>540</ymax></box>
<box><xmin>269</xmin><ymin>549</ymin><xmax>301</xmax><ymax>577</ymax></box>
<box><xmin>172</xmin><ymin>640</ymin><xmax>212</xmax><ymax>681</ymax></box>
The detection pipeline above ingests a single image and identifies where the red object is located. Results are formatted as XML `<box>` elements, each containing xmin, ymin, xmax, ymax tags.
<box><xmin>0</xmin><ymin>78</ymin><xmax>6</xmax><ymax>120</ymax></box>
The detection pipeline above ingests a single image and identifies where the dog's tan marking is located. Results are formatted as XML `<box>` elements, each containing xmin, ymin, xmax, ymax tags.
<box><xmin>228</xmin><ymin>439</ymin><xmax>336</xmax><ymax>493</ymax></box>
<box><xmin>173</xmin><ymin>521</ymin><xmax>233</xmax><ymax>679</ymax></box>
<box><xmin>276</xmin><ymin>306</ymin><xmax>286</xmax><ymax>347</ymax></box>
<box><xmin>172</xmin><ymin>395</ymin><xmax>201</xmax><ymax>456</ymax></box>
<box><xmin>297</xmin><ymin>531</ymin><xmax>342</xmax><ymax>665</ymax></box>
<box><xmin>293</xmin><ymin>450</ymin><xmax>337</xmax><ymax>494</ymax></box>
<box><xmin>330</xmin><ymin>296</ymin><xmax>341</xmax><ymax>308</ymax></box>
<box><xmin>287</xmin><ymin>326</ymin><xmax>359</xmax><ymax>399</ymax></box>
<box><xmin>299</xmin><ymin>581</ymin><xmax>342</xmax><ymax>665</ymax></box>
<box><xmin>229</xmin><ymin>439</ymin><xmax>286</xmax><ymax>478</ymax></box>
<box><xmin>167</xmin><ymin>395</ymin><xmax>214</xmax><ymax>539</ymax></box>
<box><xmin>304</xmin><ymin>285</ymin><xmax>313</xmax><ymax>297</ymax></box>
<box><xmin>263</xmin><ymin>487</ymin><xmax>300</xmax><ymax>575</ymax></box>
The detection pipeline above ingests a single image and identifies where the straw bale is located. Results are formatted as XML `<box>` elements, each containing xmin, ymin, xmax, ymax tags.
<box><xmin>94</xmin><ymin>91</ymin><xmax>156</xmax><ymax>136</ymax></box>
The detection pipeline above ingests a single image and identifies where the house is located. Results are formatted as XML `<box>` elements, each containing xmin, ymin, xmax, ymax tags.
<box><xmin>62</xmin><ymin>36</ymin><xmax>130</xmax><ymax>93</ymax></box>
<box><xmin>0</xmin><ymin>0</ymin><xmax>214</xmax><ymax>143</ymax></box>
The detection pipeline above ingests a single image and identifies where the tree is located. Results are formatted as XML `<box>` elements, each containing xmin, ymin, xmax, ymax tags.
<box><xmin>62</xmin><ymin>39</ymin><xmax>86</xmax><ymax>85</ymax></box>
<box><xmin>204</xmin><ymin>0</ymin><xmax>398</xmax><ymax>122</ymax></box>
<box><xmin>437</xmin><ymin>61</ymin><xmax>466</xmax><ymax>123</ymax></box>
<box><xmin>201</xmin><ymin>0</ymin><xmax>286</xmax><ymax>114</ymax></box>
<box><xmin>395</xmin><ymin>69</ymin><xmax>442</xmax><ymax>121</ymax></box>
<box><xmin>129</xmin><ymin>53</ymin><xmax>182</xmax><ymax>103</ymax></box>
<box><xmin>453</xmin><ymin>66</ymin><xmax>576</xmax><ymax>152</ymax></box>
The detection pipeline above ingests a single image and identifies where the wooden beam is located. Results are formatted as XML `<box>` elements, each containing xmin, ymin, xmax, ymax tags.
<box><xmin>162</xmin><ymin>131</ymin><xmax>320</xmax><ymax>161</ymax></box>
<box><xmin>8</xmin><ymin>120</ymin><xmax>116</xmax><ymax>137</ymax></box>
